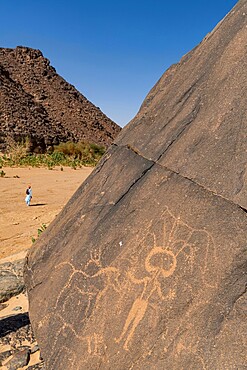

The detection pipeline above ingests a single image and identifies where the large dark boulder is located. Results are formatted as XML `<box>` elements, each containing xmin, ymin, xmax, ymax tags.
<box><xmin>25</xmin><ymin>1</ymin><xmax>247</xmax><ymax>369</ymax></box>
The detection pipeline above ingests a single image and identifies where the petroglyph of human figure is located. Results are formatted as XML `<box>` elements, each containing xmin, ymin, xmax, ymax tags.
<box><xmin>39</xmin><ymin>248</ymin><xmax>122</xmax><ymax>358</ymax></box>
<box><xmin>115</xmin><ymin>243</ymin><xmax>177</xmax><ymax>350</ymax></box>
<box><xmin>116</xmin><ymin>209</ymin><xmax>215</xmax><ymax>351</ymax></box>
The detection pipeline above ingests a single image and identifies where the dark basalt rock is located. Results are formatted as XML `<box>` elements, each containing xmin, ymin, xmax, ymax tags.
<box><xmin>25</xmin><ymin>2</ymin><xmax>247</xmax><ymax>369</ymax></box>
<box><xmin>0</xmin><ymin>47</ymin><xmax>121</xmax><ymax>152</ymax></box>
<box><xmin>0</xmin><ymin>312</ymin><xmax>43</xmax><ymax>368</ymax></box>
<box><xmin>26</xmin><ymin>364</ymin><xmax>44</xmax><ymax>370</ymax></box>
<box><xmin>0</xmin><ymin>259</ymin><xmax>25</xmax><ymax>303</ymax></box>
<box><xmin>0</xmin><ymin>350</ymin><xmax>13</xmax><ymax>365</ymax></box>
<box><xmin>5</xmin><ymin>348</ymin><xmax>30</xmax><ymax>370</ymax></box>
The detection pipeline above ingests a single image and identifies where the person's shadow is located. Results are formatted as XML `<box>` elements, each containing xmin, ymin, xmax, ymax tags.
<box><xmin>30</xmin><ymin>203</ymin><xmax>47</xmax><ymax>207</ymax></box>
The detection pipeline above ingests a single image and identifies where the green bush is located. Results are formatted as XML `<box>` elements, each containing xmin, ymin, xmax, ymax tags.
<box><xmin>0</xmin><ymin>141</ymin><xmax>106</xmax><ymax>168</ymax></box>
<box><xmin>31</xmin><ymin>223</ymin><xmax>47</xmax><ymax>243</ymax></box>
<box><xmin>53</xmin><ymin>141</ymin><xmax>106</xmax><ymax>165</ymax></box>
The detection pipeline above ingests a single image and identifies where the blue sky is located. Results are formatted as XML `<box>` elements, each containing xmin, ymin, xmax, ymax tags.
<box><xmin>1</xmin><ymin>0</ymin><xmax>238</xmax><ymax>127</ymax></box>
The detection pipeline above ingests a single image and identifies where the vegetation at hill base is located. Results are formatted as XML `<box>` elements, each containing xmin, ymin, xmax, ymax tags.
<box><xmin>0</xmin><ymin>140</ymin><xmax>106</xmax><ymax>169</ymax></box>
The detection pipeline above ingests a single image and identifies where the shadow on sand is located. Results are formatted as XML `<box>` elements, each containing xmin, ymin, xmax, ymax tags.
<box><xmin>0</xmin><ymin>313</ymin><xmax>30</xmax><ymax>338</ymax></box>
<box><xmin>30</xmin><ymin>203</ymin><xmax>47</xmax><ymax>207</ymax></box>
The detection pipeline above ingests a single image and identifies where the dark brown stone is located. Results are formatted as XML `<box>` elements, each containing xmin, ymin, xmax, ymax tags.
<box><xmin>0</xmin><ymin>47</ymin><xmax>121</xmax><ymax>152</ymax></box>
<box><xmin>26</xmin><ymin>364</ymin><xmax>44</xmax><ymax>370</ymax></box>
<box><xmin>0</xmin><ymin>259</ymin><xmax>25</xmax><ymax>303</ymax></box>
<box><xmin>0</xmin><ymin>350</ymin><xmax>13</xmax><ymax>365</ymax></box>
<box><xmin>0</xmin><ymin>312</ymin><xmax>42</xmax><ymax>367</ymax></box>
<box><xmin>25</xmin><ymin>2</ymin><xmax>247</xmax><ymax>369</ymax></box>
<box><xmin>5</xmin><ymin>348</ymin><xmax>30</xmax><ymax>370</ymax></box>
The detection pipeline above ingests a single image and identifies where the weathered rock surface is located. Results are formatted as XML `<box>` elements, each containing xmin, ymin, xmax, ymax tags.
<box><xmin>0</xmin><ymin>259</ymin><xmax>25</xmax><ymax>303</ymax></box>
<box><xmin>0</xmin><ymin>47</ymin><xmax>121</xmax><ymax>152</ymax></box>
<box><xmin>116</xmin><ymin>1</ymin><xmax>247</xmax><ymax>210</ymax></box>
<box><xmin>5</xmin><ymin>347</ymin><xmax>30</xmax><ymax>370</ymax></box>
<box><xmin>25</xmin><ymin>2</ymin><xmax>247</xmax><ymax>369</ymax></box>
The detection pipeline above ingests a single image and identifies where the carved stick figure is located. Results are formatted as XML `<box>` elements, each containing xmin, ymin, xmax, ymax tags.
<box><xmin>115</xmin><ymin>209</ymin><xmax>216</xmax><ymax>351</ymax></box>
<box><xmin>116</xmin><ymin>246</ymin><xmax>177</xmax><ymax>350</ymax></box>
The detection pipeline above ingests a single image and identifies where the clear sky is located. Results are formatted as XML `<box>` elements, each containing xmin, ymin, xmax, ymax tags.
<box><xmin>1</xmin><ymin>0</ymin><xmax>238</xmax><ymax>127</ymax></box>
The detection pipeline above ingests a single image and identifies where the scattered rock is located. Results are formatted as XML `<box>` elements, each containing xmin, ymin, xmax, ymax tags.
<box><xmin>5</xmin><ymin>348</ymin><xmax>30</xmax><ymax>370</ymax></box>
<box><xmin>26</xmin><ymin>363</ymin><xmax>44</xmax><ymax>370</ymax></box>
<box><xmin>30</xmin><ymin>344</ymin><xmax>40</xmax><ymax>354</ymax></box>
<box><xmin>0</xmin><ymin>350</ymin><xmax>13</xmax><ymax>366</ymax></box>
<box><xmin>0</xmin><ymin>311</ymin><xmax>43</xmax><ymax>368</ymax></box>
<box><xmin>12</xmin><ymin>306</ymin><xmax>22</xmax><ymax>312</ymax></box>
<box><xmin>0</xmin><ymin>303</ymin><xmax>8</xmax><ymax>311</ymax></box>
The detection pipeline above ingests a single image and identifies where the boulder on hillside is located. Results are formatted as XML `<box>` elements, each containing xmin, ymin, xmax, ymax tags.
<box><xmin>25</xmin><ymin>2</ymin><xmax>247</xmax><ymax>369</ymax></box>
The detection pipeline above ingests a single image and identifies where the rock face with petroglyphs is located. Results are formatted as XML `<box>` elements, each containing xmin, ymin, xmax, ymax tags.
<box><xmin>25</xmin><ymin>2</ymin><xmax>247</xmax><ymax>369</ymax></box>
<box><xmin>0</xmin><ymin>47</ymin><xmax>120</xmax><ymax>152</ymax></box>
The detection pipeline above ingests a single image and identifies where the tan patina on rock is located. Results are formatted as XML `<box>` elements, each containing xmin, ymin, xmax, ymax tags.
<box><xmin>25</xmin><ymin>2</ymin><xmax>247</xmax><ymax>369</ymax></box>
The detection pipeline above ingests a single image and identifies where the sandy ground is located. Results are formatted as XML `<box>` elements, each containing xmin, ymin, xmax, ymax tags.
<box><xmin>0</xmin><ymin>166</ymin><xmax>93</xmax><ymax>259</ymax></box>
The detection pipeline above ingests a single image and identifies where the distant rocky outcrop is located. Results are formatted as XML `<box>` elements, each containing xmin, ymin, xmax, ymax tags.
<box><xmin>0</xmin><ymin>47</ymin><xmax>121</xmax><ymax>152</ymax></box>
<box><xmin>25</xmin><ymin>1</ymin><xmax>247</xmax><ymax>369</ymax></box>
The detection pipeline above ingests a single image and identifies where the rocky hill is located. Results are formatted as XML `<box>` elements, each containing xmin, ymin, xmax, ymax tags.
<box><xmin>0</xmin><ymin>47</ymin><xmax>121</xmax><ymax>152</ymax></box>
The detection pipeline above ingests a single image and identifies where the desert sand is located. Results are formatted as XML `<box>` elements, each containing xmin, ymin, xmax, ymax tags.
<box><xmin>0</xmin><ymin>166</ymin><xmax>93</xmax><ymax>259</ymax></box>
